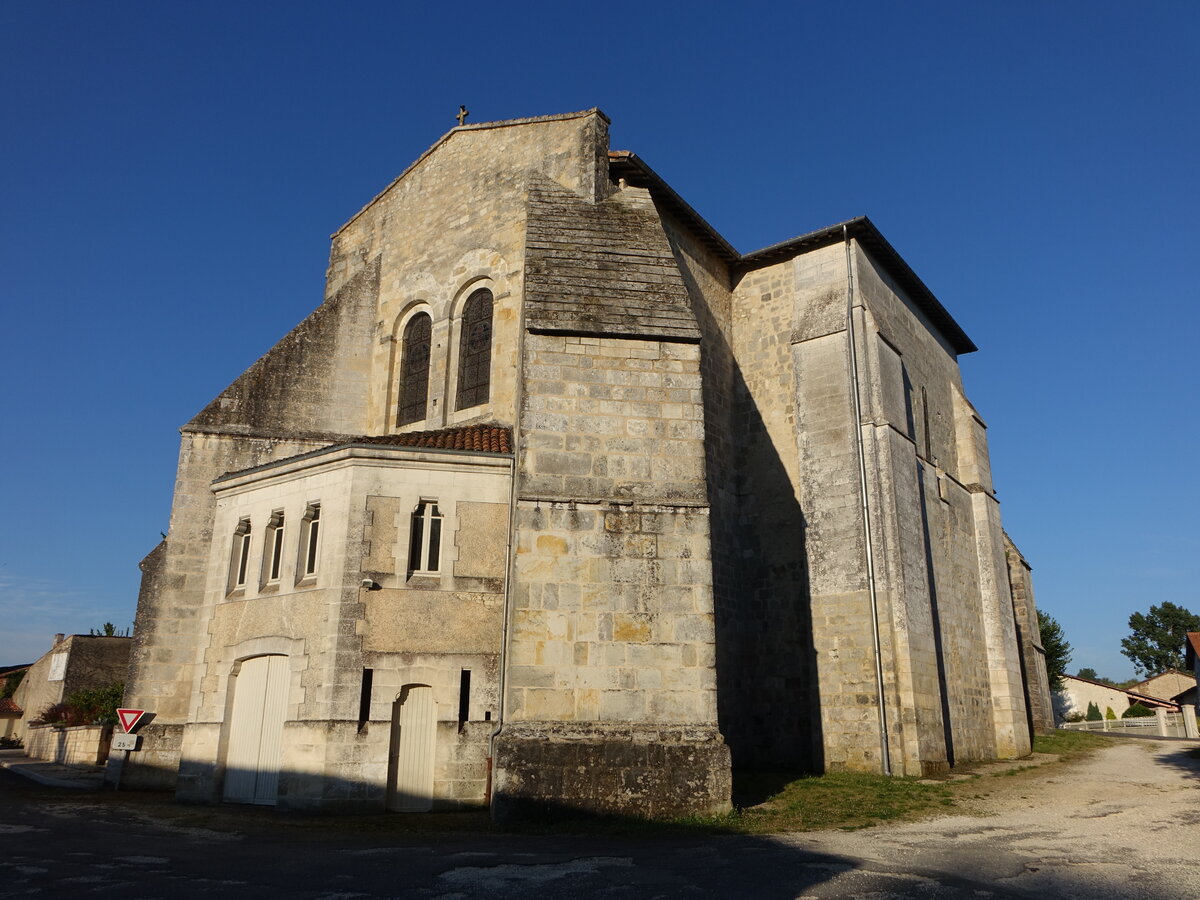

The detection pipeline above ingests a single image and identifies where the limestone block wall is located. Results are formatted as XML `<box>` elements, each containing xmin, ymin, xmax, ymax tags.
<box><xmin>496</xmin><ymin>330</ymin><xmax>730</xmax><ymax>819</ymax></box>
<box><xmin>1004</xmin><ymin>535</ymin><xmax>1055</xmax><ymax>734</ymax></box>
<box><xmin>723</xmin><ymin>261</ymin><xmax>824</xmax><ymax>768</ymax></box>
<box><xmin>737</xmin><ymin>238</ymin><xmax>1032</xmax><ymax>776</ymax></box>
<box><xmin>169</xmin><ymin>444</ymin><xmax>510</xmax><ymax>808</ymax></box>
<box><xmin>13</xmin><ymin>636</ymin><xmax>130</xmax><ymax>740</ymax></box>
<box><xmin>852</xmin><ymin>243</ymin><xmax>1029</xmax><ymax>765</ymax></box>
<box><xmin>25</xmin><ymin>724</ymin><xmax>112</xmax><ymax>766</ymax></box>
<box><xmin>325</xmin><ymin>111</ymin><xmax>612</xmax><ymax>437</ymax></box>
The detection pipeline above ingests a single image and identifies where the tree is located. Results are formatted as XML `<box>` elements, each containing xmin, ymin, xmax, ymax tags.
<box><xmin>1037</xmin><ymin>610</ymin><xmax>1072</xmax><ymax>690</ymax></box>
<box><xmin>1119</xmin><ymin>602</ymin><xmax>1200</xmax><ymax>677</ymax></box>
<box><xmin>1122</xmin><ymin>702</ymin><xmax>1155</xmax><ymax>719</ymax></box>
<box><xmin>1075</xmin><ymin>667</ymin><xmax>1101</xmax><ymax>681</ymax></box>
<box><xmin>1085</xmin><ymin>702</ymin><xmax>1102</xmax><ymax>721</ymax></box>
<box><xmin>90</xmin><ymin>622</ymin><xmax>131</xmax><ymax>637</ymax></box>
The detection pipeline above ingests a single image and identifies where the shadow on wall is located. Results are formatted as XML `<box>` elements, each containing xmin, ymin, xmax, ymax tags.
<box><xmin>681</xmin><ymin>261</ymin><xmax>823</xmax><ymax>773</ymax></box>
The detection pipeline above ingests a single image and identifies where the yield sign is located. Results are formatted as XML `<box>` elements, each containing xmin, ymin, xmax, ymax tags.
<box><xmin>116</xmin><ymin>709</ymin><xmax>146</xmax><ymax>734</ymax></box>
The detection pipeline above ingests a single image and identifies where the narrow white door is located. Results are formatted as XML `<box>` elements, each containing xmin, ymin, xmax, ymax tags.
<box><xmin>388</xmin><ymin>685</ymin><xmax>437</xmax><ymax>812</ymax></box>
<box><xmin>223</xmin><ymin>655</ymin><xmax>289</xmax><ymax>805</ymax></box>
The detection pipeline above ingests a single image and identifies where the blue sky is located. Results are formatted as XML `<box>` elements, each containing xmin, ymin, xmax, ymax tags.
<box><xmin>1</xmin><ymin>1</ymin><xmax>1196</xmax><ymax>680</ymax></box>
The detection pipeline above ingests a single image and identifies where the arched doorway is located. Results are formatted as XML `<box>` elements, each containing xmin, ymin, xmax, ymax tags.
<box><xmin>222</xmin><ymin>654</ymin><xmax>288</xmax><ymax>805</ymax></box>
<box><xmin>387</xmin><ymin>684</ymin><xmax>437</xmax><ymax>812</ymax></box>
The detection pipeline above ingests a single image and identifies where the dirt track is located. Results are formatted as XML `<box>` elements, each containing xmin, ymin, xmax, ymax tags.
<box><xmin>786</xmin><ymin>738</ymin><xmax>1200</xmax><ymax>898</ymax></box>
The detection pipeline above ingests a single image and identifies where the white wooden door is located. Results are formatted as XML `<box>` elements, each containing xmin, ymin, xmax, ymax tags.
<box><xmin>222</xmin><ymin>655</ymin><xmax>288</xmax><ymax>805</ymax></box>
<box><xmin>388</xmin><ymin>685</ymin><xmax>437</xmax><ymax>812</ymax></box>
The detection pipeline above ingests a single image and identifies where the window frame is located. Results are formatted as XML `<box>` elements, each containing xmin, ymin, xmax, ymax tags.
<box><xmin>297</xmin><ymin>503</ymin><xmax>321</xmax><ymax>582</ymax></box>
<box><xmin>397</xmin><ymin>311</ymin><xmax>433</xmax><ymax>427</ymax></box>
<box><xmin>228</xmin><ymin>517</ymin><xmax>253</xmax><ymax>594</ymax></box>
<box><xmin>455</xmin><ymin>288</ymin><xmax>493</xmax><ymax>411</ymax></box>
<box><xmin>262</xmin><ymin>510</ymin><xmax>285</xmax><ymax>586</ymax></box>
<box><xmin>407</xmin><ymin>499</ymin><xmax>443</xmax><ymax>576</ymax></box>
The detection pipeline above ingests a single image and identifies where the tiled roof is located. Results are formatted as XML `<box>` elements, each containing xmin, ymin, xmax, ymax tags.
<box><xmin>0</xmin><ymin>697</ymin><xmax>22</xmax><ymax>716</ymax></box>
<box><xmin>348</xmin><ymin>423</ymin><xmax>512</xmax><ymax>454</ymax></box>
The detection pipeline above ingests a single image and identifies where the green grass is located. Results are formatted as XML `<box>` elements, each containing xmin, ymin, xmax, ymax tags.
<box><xmin>730</xmin><ymin>770</ymin><xmax>956</xmax><ymax>833</ymax></box>
<box><xmin>1031</xmin><ymin>729</ymin><xmax>1110</xmax><ymax>760</ymax></box>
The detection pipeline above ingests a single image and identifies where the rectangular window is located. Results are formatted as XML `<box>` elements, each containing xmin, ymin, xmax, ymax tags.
<box><xmin>458</xmin><ymin>669</ymin><xmax>471</xmax><ymax>728</ymax></box>
<box><xmin>48</xmin><ymin>652</ymin><xmax>68</xmax><ymax>682</ymax></box>
<box><xmin>229</xmin><ymin>517</ymin><xmax>252</xmax><ymax>592</ymax></box>
<box><xmin>358</xmin><ymin>668</ymin><xmax>373</xmax><ymax>733</ymax></box>
<box><xmin>408</xmin><ymin>499</ymin><xmax>443</xmax><ymax>575</ymax></box>
<box><xmin>298</xmin><ymin>503</ymin><xmax>320</xmax><ymax>580</ymax></box>
<box><xmin>264</xmin><ymin>511</ymin><xmax>285</xmax><ymax>584</ymax></box>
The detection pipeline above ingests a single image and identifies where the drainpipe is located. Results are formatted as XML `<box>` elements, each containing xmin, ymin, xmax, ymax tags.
<box><xmin>488</xmin><ymin>278</ymin><xmax>528</xmax><ymax>800</ymax></box>
<box><xmin>845</xmin><ymin>225</ymin><xmax>892</xmax><ymax>776</ymax></box>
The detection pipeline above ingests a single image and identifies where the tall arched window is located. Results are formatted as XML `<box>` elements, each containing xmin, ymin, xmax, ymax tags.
<box><xmin>456</xmin><ymin>289</ymin><xmax>493</xmax><ymax>411</ymax></box>
<box><xmin>397</xmin><ymin>313</ymin><xmax>432</xmax><ymax>426</ymax></box>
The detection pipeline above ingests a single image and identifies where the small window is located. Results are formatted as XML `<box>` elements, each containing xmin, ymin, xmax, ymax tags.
<box><xmin>398</xmin><ymin>312</ymin><xmax>432</xmax><ymax>426</ymax></box>
<box><xmin>408</xmin><ymin>499</ymin><xmax>443</xmax><ymax>575</ymax></box>
<box><xmin>48</xmin><ymin>652</ymin><xmax>68</xmax><ymax>682</ymax></box>
<box><xmin>229</xmin><ymin>517</ymin><xmax>252</xmax><ymax>591</ymax></box>
<box><xmin>298</xmin><ymin>504</ymin><xmax>320</xmax><ymax>579</ymax></box>
<box><xmin>264</xmin><ymin>511</ymin><xmax>285</xmax><ymax>584</ymax></box>
<box><xmin>456</xmin><ymin>289</ymin><xmax>492</xmax><ymax>411</ymax></box>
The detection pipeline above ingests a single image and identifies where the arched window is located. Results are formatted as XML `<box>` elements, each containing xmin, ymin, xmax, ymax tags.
<box><xmin>456</xmin><ymin>289</ymin><xmax>493</xmax><ymax>411</ymax></box>
<box><xmin>397</xmin><ymin>313</ymin><xmax>432</xmax><ymax>426</ymax></box>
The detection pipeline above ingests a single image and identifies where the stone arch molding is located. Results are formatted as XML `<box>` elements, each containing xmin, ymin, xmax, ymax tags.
<box><xmin>382</xmin><ymin>248</ymin><xmax>512</xmax><ymax>328</ymax></box>
<box><xmin>206</xmin><ymin>636</ymin><xmax>308</xmax><ymax>720</ymax></box>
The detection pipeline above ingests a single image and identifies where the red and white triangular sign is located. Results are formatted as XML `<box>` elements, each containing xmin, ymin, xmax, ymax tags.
<box><xmin>117</xmin><ymin>709</ymin><xmax>146</xmax><ymax>734</ymax></box>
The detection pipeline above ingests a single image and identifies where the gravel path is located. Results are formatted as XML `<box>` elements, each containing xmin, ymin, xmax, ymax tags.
<box><xmin>784</xmin><ymin>738</ymin><xmax>1200</xmax><ymax>898</ymax></box>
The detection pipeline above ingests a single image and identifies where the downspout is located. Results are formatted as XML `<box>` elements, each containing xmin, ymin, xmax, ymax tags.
<box><xmin>845</xmin><ymin>225</ymin><xmax>892</xmax><ymax>776</ymax></box>
<box><xmin>488</xmin><ymin>265</ymin><xmax>529</xmax><ymax>802</ymax></box>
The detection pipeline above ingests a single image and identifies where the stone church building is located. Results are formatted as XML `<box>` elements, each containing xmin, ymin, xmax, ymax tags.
<box><xmin>116</xmin><ymin>109</ymin><xmax>1053</xmax><ymax>818</ymax></box>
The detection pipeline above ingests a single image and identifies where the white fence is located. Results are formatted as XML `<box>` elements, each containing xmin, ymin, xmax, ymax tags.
<box><xmin>1061</xmin><ymin>709</ymin><xmax>1199</xmax><ymax>739</ymax></box>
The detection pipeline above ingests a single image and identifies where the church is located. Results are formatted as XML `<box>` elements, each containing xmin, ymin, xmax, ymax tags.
<box><xmin>115</xmin><ymin>109</ymin><xmax>1053</xmax><ymax>819</ymax></box>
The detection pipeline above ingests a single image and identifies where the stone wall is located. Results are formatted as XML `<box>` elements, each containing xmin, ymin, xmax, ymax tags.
<box><xmin>498</xmin><ymin>325</ymin><xmax>730</xmax><ymax>818</ymax></box>
<box><xmin>1004</xmin><ymin>534</ymin><xmax>1055</xmax><ymax>734</ymax></box>
<box><xmin>13</xmin><ymin>635</ymin><xmax>130</xmax><ymax>741</ymax></box>
<box><xmin>25</xmin><ymin>724</ymin><xmax>112</xmax><ymax>766</ymax></box>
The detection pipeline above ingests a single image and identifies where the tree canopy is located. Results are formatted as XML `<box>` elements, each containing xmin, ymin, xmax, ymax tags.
<box><xmin>1119</xmin><ymin>602</ymin><xmax>1200</xmax><ymax>677</ymax></box>
<box><xmin>1038</xmin><ymin>610</ymin><xmax>1072</xmax><ymax>690</ymax></box>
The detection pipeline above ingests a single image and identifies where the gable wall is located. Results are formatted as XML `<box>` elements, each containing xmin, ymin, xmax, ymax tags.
<box><xmin>327</xmin><ymin>114</ymin><xmax>610</xmax><ymax>437</ymax></box>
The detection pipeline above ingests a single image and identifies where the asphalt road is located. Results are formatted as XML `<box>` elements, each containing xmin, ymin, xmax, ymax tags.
<box><xmin>1</xmin><ymin>739</ymin><xmax>1196</xmax><ymax>899</ymax></box>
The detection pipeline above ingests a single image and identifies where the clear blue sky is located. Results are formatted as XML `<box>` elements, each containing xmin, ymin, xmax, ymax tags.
<box><xmin>2</xmin><ymin>1</ymin><xmax>1197</xmax><ymax>680</ymax></box>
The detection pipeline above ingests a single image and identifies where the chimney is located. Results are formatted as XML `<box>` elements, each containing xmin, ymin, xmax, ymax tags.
<box><xmin>53</xmin><ymin>633</ymin><xmax>64</xmax><ymax>645</ymax></box>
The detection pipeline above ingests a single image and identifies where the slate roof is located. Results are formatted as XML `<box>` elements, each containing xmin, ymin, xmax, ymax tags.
<box><xmin>524</xmin><ymin>175</ymin><xmax>701</xmax><ymax>343</ymax></box>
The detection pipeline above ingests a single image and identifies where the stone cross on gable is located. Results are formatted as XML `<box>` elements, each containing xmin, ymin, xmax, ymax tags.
<box><xmin>457</xmin><ymin>105</ymin><xmax>469</xmax><ymax>126</ymax></box>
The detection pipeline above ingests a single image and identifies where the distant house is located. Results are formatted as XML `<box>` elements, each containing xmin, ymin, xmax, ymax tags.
<box><xmin>11</xmin><ymin>634</ymin><xmax>130</xmax><ymax>742</ymax></box>
<box><xmin>0</xmin><ymin>697</ymin><xmax>21</xmax><ymax>741</ymax></box>
<box><xmin>1055</xmin><ymin>674</ymin><xmax>1180</xmax><ymax>721</ymax></box>
<box><xmin>1186</xmin><ymin>634</ymin><xmax>1200</xmax><ymax>714</ymax></box>
<box><xmin>1129</xmin><ymin>670</ymin><xmax>1197</xmax><ymax>710</ymax></box>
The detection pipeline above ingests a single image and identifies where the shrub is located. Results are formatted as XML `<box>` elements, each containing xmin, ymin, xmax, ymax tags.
<box><xmin>64</xmin><ymin>683</ymin><xmax>124</xmax><ymax>726</ymax></box>
<box><xmin>1122</xmin><ymin>702</ymin><xmax>1156</xmax><ymax>718</ymax></box>
<box><xmin>1085</xmin><ymin>702</ymin><xmax>1102</xmax><ymax>721</ymax></box>
<box><xmin>32</xmin><ymin>683</ymin><xmax>124</xmax><ymax>727</ymax></box>
<box><xmin>1104</xmin><ymin>707</ymin><xmax>1117</xmax><ymax>720</ymax></box>
<box><xmin>1063</xmin><ymin>711</ymin><xmax>1086</xmax><ymax>723</ymax></box>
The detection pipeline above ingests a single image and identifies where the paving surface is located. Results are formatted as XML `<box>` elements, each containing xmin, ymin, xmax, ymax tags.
<box><xmin>0</xmin><ymin>739</ymin><xmax>1196</xmax><ymax>898</ymax></box>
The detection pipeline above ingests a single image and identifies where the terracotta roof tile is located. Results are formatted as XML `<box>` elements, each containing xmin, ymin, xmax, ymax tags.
<box><xmin>0</xmin><ymin>697</ymin><xmax>22</xmax><ymax>715</ymax></box>
<box><xmin>349</xmin><ymin>423</ymin><xmax>512</xmax><ymax>455</ymax></box>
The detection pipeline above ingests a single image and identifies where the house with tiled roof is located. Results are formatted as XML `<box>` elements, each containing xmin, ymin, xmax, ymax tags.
<box><xmin>118</xmin><ymin>110</ymin><xmax>1052</xmax><ymax>820</ymax></box>
<box><xmin>1</xmin><ymin>696</ymin><xmax>22</xmax><ymax>742</ymax></box>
